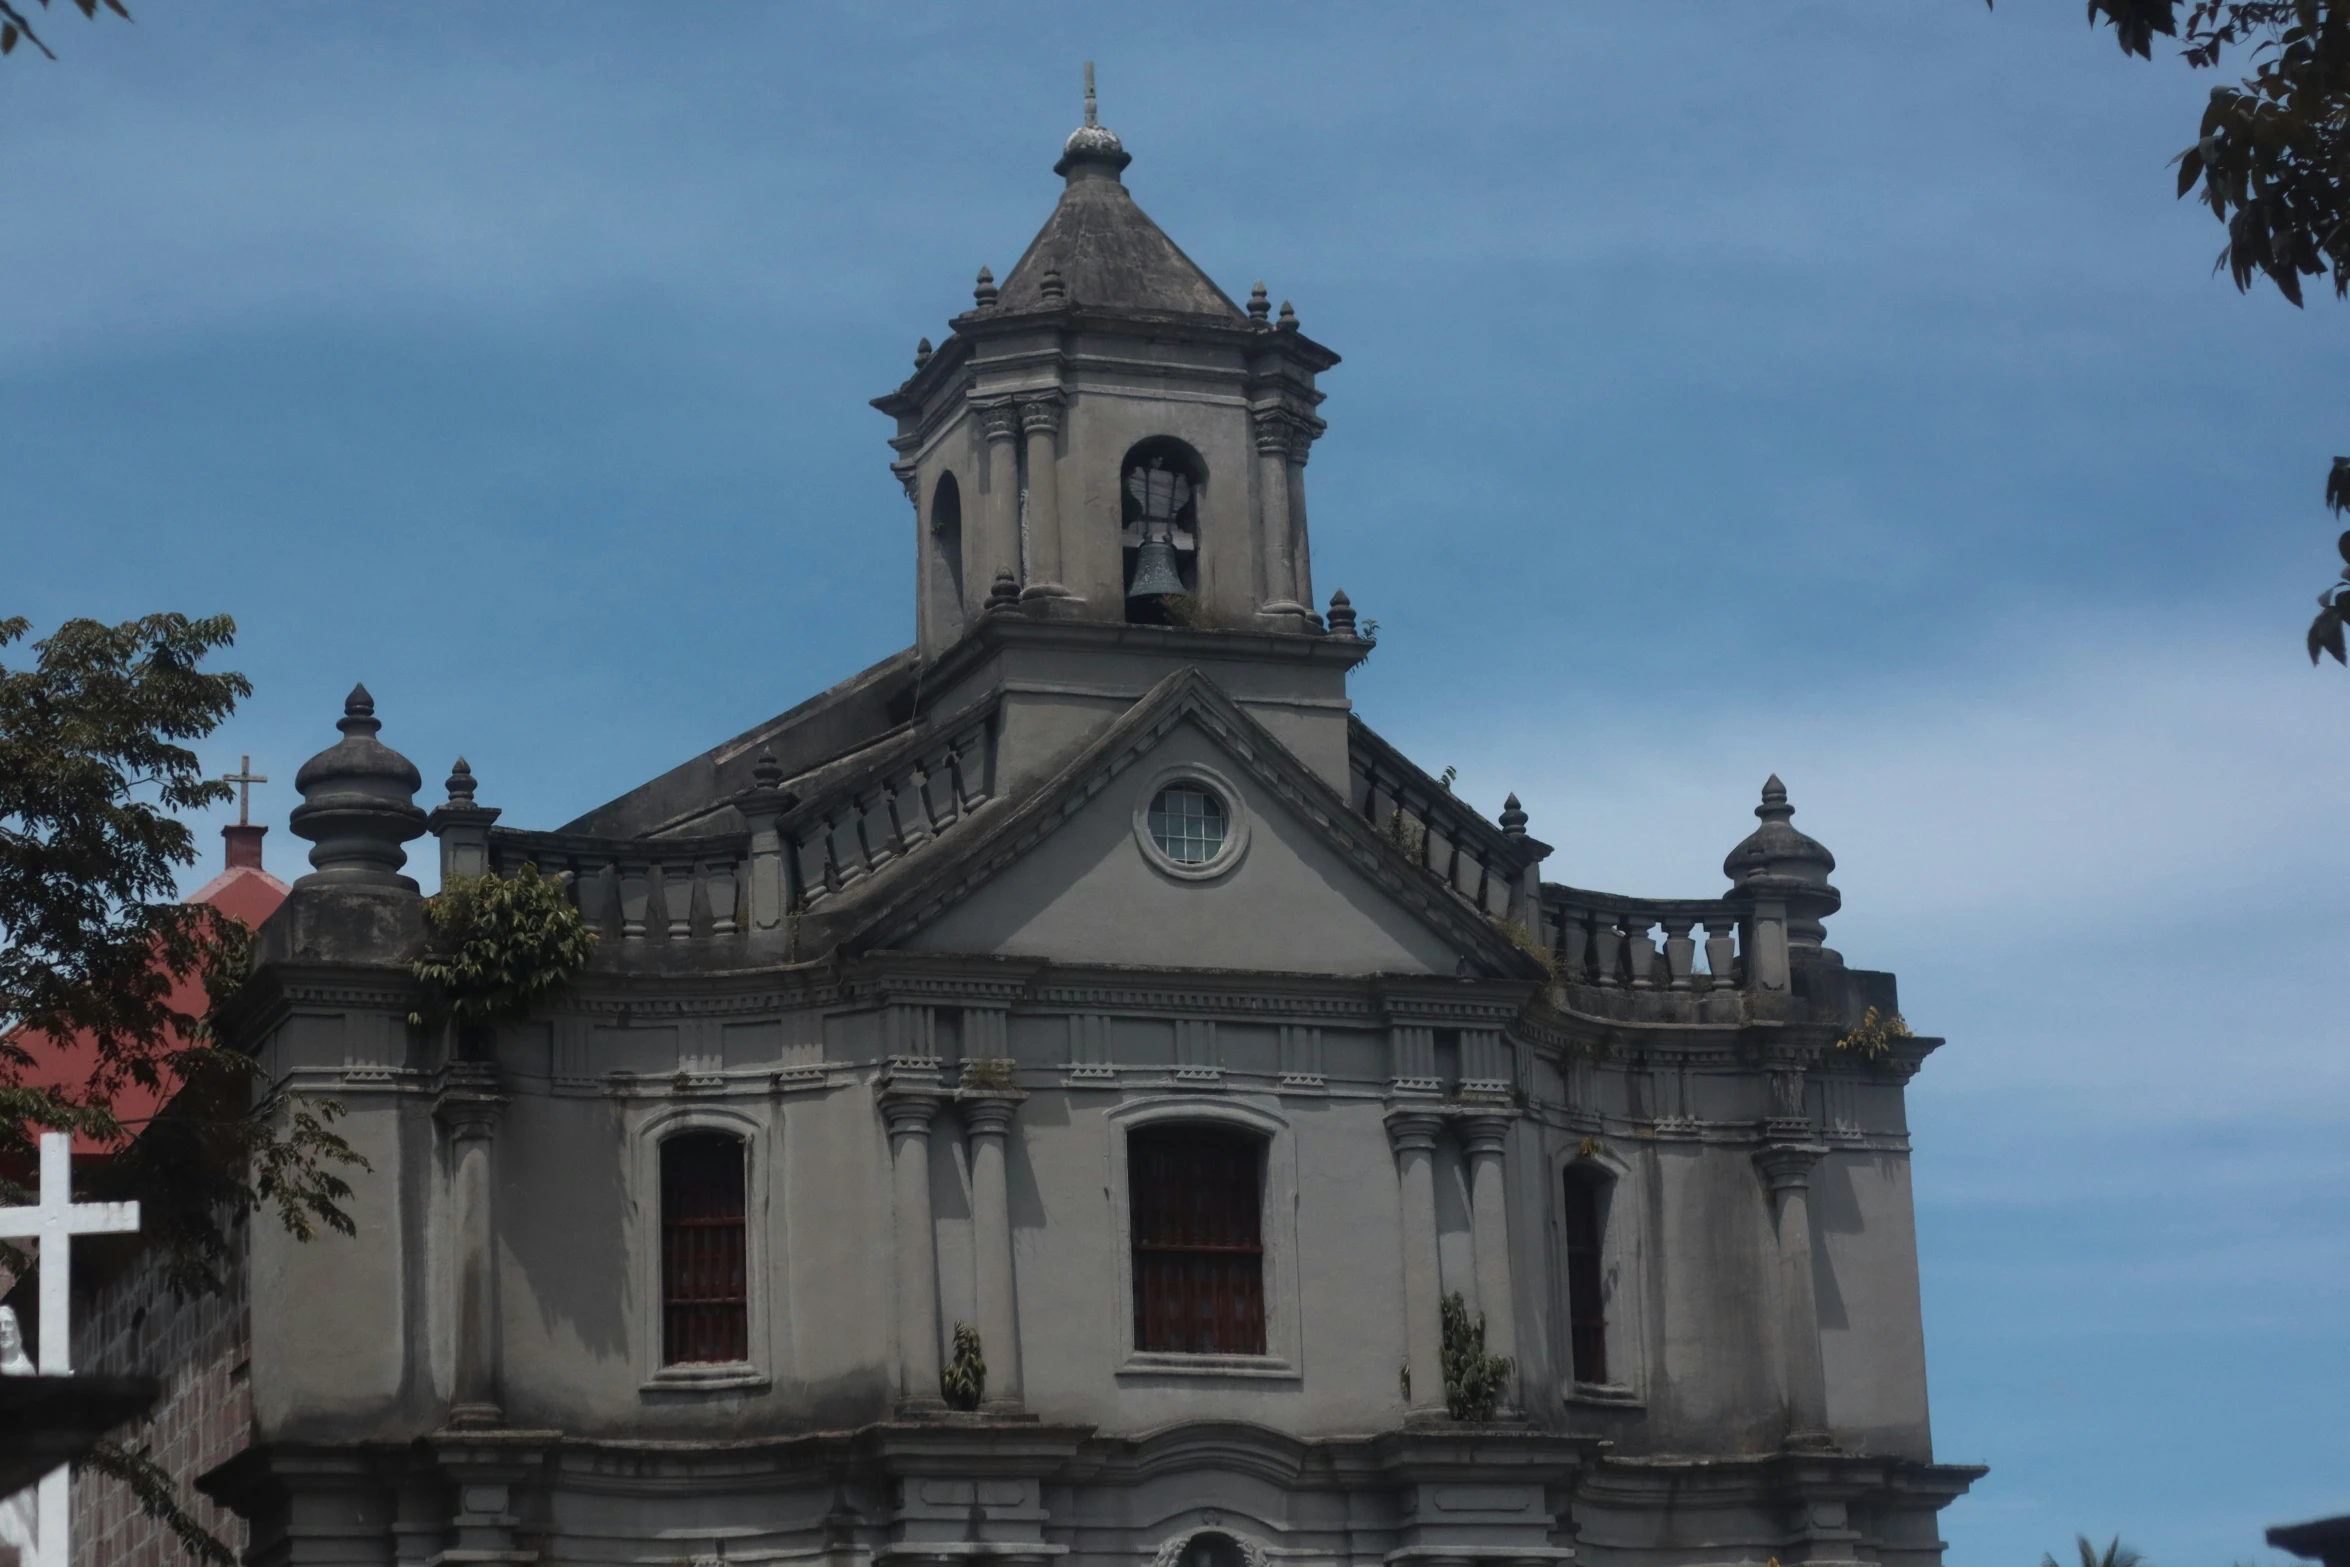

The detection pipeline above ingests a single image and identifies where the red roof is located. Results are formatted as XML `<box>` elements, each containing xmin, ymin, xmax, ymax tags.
<box><xmin>7</xmin><ymin>825</ymin><xmax>289</xmax><ymax>1155</ymax></box>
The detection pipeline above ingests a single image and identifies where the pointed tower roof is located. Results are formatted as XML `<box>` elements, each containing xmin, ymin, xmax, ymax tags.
<box><xmin>992</xmin><ymin>64</ymin><xmax>1243</xmax><ymax>320</ymax></box>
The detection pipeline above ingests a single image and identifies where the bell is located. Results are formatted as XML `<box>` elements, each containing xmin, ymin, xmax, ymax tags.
<box><xmin>1126</xmin><ymin>537</ymin><xmax>1186</xmax><ymax>600</ymax></box>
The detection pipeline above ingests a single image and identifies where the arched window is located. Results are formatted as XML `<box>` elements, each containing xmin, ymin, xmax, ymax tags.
<box><xmin>1118</xmin><ymin>437</ymin><xmax>1205</xmax><ymax>624</ymax></box>
<box><xmin>932</xmin><ymin>471</ymin><xmax>965</xmax><ymax>612</ymax></box>
<box><xmin>1562</xmin><ymin>1164</ymin><xmax>1609</xmax><ymax>1385</ymax></box>
<box><xmin>1128</xmin><ymin>1124</ymin><xmax>1264</xmax><ymax>1354</ymax></box>
<box><xmin>1179</xmin><ymin>1534</ymin><xmax>1249</xmax><ymax>1567</ymax></box>
<box><xmin>661</xmin><ymin>1132</ymin><xmax>748</xmax><ymax>1365</ymax></box>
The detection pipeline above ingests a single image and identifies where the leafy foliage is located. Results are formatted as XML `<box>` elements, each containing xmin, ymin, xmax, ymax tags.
<box><xmin>1833</xmin><ymin>1006</ymin><xmax>1916</xmax><ymax>1061</ymax></box>
<box><xmin>1490</xmin><ymin>913</ymin><xmax>1563</xmax><ymax>984</ymax></box>
<box><xmin>2037</xmin><ymin>3</ymin><xmax>2350</xmax><ymax>658</ymax></box>
<box><xmin>0</xmin><ymin>615</ymin><xmax>365</xmax><ymax>1294</ymax></box>
<box><xmin>1439</xmin><ymin>1291</ymin><xmax>1514</xmax><ymax>1421</ymax></box>
<box><xmin>0</xmin><ymin>0</ymin><xmax>128</xmax><ymax>62</ymax></box>
<box><xmin>80</xmin><ymin>1438</ymin><xmax>236</xmax><ymax>1567</ymax></box>
<box><xmin>941</xmin><ymin>1321</ymin><xmax>986</xmax><ymax>1410</ymax></box>
<box><xmin>2040</xmin><ymin>1535</ymin><xmax>2148</xmax><ymax>1567</ymax></box>
<box><xmin>2307</xmin><ymin>527</ymin><xmax>2350</xmax><ymax>662</ymax></box>
<box><xmin>408</xmin><ymin>864</ymin><xmax>597</xmax><ymax>1030</ymax></box>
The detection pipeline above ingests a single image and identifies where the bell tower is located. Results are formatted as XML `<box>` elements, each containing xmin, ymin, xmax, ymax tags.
<box><xmin>874</xmin><ymin>67</ymin><xmax>1341</xmax><ymax>659</ymax></box>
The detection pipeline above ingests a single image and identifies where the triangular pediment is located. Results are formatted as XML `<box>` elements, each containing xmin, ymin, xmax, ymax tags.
<box><xmin>828</xmin><ymin>670</ymin><xmax>1542</xmax><ymax>979</ymax></box>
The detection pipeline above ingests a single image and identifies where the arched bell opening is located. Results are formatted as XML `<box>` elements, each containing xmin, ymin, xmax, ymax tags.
<box><xmin>1119</xmin><ymin>436</ymin><xmax>1204</xmax><ymax>625</ymax></box>
<box><xmin>931</xmin><ymin>471</ymin><xmax>965</xmax><ymax>615</ymax></box>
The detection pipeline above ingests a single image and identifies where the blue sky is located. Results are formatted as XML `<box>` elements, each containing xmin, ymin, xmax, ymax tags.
<box><xmin>9</xmin><ymin>5</ymin><xmax>2348</xmax><ymax>1562</ymax></box>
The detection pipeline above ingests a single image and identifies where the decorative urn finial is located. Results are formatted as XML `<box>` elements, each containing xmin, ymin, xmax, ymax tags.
<box><xmin>1248</xmin><ymin>281</ymin><xmax>1271</xmax><ymax>323</ymax></box>
<box><xmin>914</xmin><ymin>336</ymin><xmax>933</xmax><ymax>369</ymax></box>
<box><xmin>751</xmin><ymin>750</ymin><xmax>784</xmax><ymax>793</ymax></box>
<box><xmin>973</xmin><ymin>266</ymin><xmax>999</xmax><ymax>309</ymax></box>
<box><xmin>985</xmin><ymin>569</ymin><xmax>1022</xmax><ymax>614</ymax></box>
<box><xmin>444</xmin><ymin>757</ymin><xmax>477</xmax><ymax>805</ymax></box>
<box><xmin>1040</xmin><ymin>267</ymin><xmax>1066</xmax><ymax>304</ymax></box>
<box><xmin>1499</xmin><ymin>794</ymin><xmax>1528</xmax><ymax>839</ymax></box>
<box><xmin>1722</xmin><ymin>774</ymin><xmax>1841</xmax><ymax>957</ymax></box>
<box><xmin>1277</xmin><ymin>299</ymin><xmax>1299</xmax><ymax>332</ymax></box>
<box><xmin>289</xmin><ymin>683</ymin><xmax>428</xmax><ymax>890</ymax></box>
<box><xmin>1056</xmin><ymin>60</ymin><xmax>1132</xmax><ymax>178</ymax></box>
<box><xmin>1325</xmin><ymin>589</ymin><xmax>1358</xmax><ymax>638</ymax></box>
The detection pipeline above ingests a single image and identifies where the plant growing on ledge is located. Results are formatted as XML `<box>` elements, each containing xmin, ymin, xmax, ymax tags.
<box><xmin>1834</xmin><ymin>1006</ymin><xmax>1914</xmax><ymax>1062</ymax></box>
<box><xmin>1439</xmin><ymin>1291</ymin><xmax>1513</xmax><ymax>1421</ymax></box>
<box><xmin>941</xmin><ymin>1321</ymin><xmax>986</xmax><ymax>1410</ymax></box>
<box><xmin>960</xmin><ymin>1056</ymin><xmax>1018</xmax><ymax>1091</ymax></box>
<box><xmin>408</xmin><ymin>864</ymin><xmax>597</xmax><ymax>1031</ymax></box>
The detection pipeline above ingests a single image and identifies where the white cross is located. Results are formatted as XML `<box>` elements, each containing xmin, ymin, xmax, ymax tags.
<box><xmin>0</xmin><ymin>1132</ymin><xmax>141</xmax><ymax>1567</ymax></box>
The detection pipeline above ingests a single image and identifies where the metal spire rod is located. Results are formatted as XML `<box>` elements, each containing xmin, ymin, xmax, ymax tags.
<box><xmin>1083</xmin><ymin>61</ymin><xmax>1097</xmax><ymax>127</ymax></box>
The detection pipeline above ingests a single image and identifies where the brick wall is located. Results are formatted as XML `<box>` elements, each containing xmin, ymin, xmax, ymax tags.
<box><xmin>70</xmin><ymin>1235</ymin><xmax>250</xmax><ymax>1567</ymax></box>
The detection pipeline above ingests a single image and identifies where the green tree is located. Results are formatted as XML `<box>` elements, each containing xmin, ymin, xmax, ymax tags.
<box><xmin>0</xmin><ymin>613</ymin><xmax>366</xmax><ymax>1294</ymax></box>
<box><xmin>3</xmin><ymin>613</ymin><xmax>369</xmax><ymax>1562</ymax></box>
<box><xmin>2040</xmin><ymin>1534</ymin><xmax>2148</xmax><ymax>1567</ymax></box>
<box><xmin>0</xmin><ymin>0</ymin><xmax>128</xmax><ymax>61</ymax></box>
<box><xmin>2041</xmin><ymin>2</ymin><xmax>2350</xmax><ymax>661</ymax></box>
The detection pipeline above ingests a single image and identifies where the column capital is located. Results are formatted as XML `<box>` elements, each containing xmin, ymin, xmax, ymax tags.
<box><xmin>435</xmin><ymin>1065</ymin><xmax>506</xmax><ymax>1141</ymax></box>
<box><xmin>1457</xmin><ymin>1110</ymin><xmax>1517</xmax><ymax>1158</ymax></box>
<box><xmin>959</xmin><ymin>1088</ymin><xmax>1026</xmax><ymax>1137</ymax></box>
<box><xmin>878</xmin><ymin>1083</ymin><xmax>948</xmax><ymax>1137</ymax></box>
<box><xmin>1017</xmin><ymin>393</ymin><xmax>1063</xmax><ymax>435</ymax></box>
<box><xmin>974</xmin><ymin>400</ymin><xmax>1022</xmax><ymax>443</ymax></box>
<box><xmin>1754</xmin><ymin>1141</ymin><xmax>1828</xmax><ymax>1194</ymax></box>
<box><xmin>1384</xmin><ymin>1106</ymin><xmax>1446</xmax><ymax>1155</ymax></box>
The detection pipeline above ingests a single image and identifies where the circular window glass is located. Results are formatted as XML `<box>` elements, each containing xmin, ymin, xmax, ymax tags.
<box><xmin>1147</xmin><ymin>785</ymin><xmax>1227</xmax><ymax>866</ymax></box>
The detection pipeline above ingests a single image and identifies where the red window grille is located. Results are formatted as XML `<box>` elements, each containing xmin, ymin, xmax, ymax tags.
<box><xmin>1130</xmin><ymin>1126</ymin><xmax>1266</xmax><ymax>1356</ymax></box>
<box><xmin>1562</xmin><ymin>1166</ymin><xmax>1608</xmax><ymax>1385</ymax></box>
<box><xmin>661</xmin><ymin>1133</ymin><xmax>748</xmax><ymax>1365</ymax></box>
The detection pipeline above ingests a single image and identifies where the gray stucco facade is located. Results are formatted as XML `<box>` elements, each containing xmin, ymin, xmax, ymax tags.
<box><xmin>201</xmin><ymin>87</ymin><xmax>1980</xmax><ymax>1567</ymax></box>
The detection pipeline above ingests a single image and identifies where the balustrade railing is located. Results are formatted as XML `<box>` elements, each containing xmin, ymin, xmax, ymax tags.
<box><xmin>488</xmin><ymin>828</ymin><xmax>751</xmax><ymax>940</ymax></box>
<box><xmin>1539</xmin><ymin>887</ymin><xmax>1745</xmax><ymax>992</ymax></box>
<box><xmin>783</xmin><ymin>705</ymin><xmax>995</xmax><ymax>912</ymax></box>
<box><xmin>480</xmin><ymin>702</ymin><xmax>999</xmax><ymax>942</ymax></box>
<box><xmin>1349</xmin><ymin>725</ymin><xmax>1538</xmax><ymax>920</ymax></box>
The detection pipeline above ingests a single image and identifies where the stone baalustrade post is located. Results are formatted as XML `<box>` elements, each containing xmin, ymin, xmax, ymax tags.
<box><xmin>1385</xmin><ymin>1107</ymin><xmax>1448</xmax><ymax>1418</ymax></box>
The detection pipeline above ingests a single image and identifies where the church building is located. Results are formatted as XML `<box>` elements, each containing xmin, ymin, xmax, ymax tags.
<box><xmin>191</xmin><ymin>80</ymin><xmax>1981</xmax><ymax>1567</ymax></box>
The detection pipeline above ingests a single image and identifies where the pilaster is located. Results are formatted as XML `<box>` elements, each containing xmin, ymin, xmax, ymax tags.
<box><xmin>1385</xmin><ymin>1106</ymin><xmax>1448</xmax><ymax>1419</ymax></box>
<box><xmin>434</xmin><ymin>1065</ymin><xmax>507</xmax><ymax>1432</ymax></box>
<box><xmin>960</xmin><ymin>1081</ymin><xmax>1028</xmax><ymax>1412</ymax></box>
<box><xmin>879</xmin><ymin>1070</ymin><xmax>949</xmax><ymax>1414</ymax></box>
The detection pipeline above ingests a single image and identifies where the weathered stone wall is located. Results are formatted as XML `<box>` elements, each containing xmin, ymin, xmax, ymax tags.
<box><xmin>71</xmin><ymin>1234</ymin><xmax>250</xmax><ymax>1567</ymax></box>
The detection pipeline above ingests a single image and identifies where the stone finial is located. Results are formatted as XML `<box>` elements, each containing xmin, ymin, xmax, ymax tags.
<box><xmin>1499</xmin><ymin>794</ymin><xmax>1528</xmax><ymax>838</ymax></box>
<box><xmin>1722</xmin><ymin>774</ymin><xmax>1841</xmax><ymax>956</ymax></box>
<box><xmin>428</xmin><ymin>754</ymin><xmax>501</xmax><ymax>879</ymax></box>
<box><xmin>985</xmin><ymin>570</ymin><xmax>1021</xmax><ymax>614</ymax></box>
<box><xmin>289</xmin><ymin>683</ymin><xmax>428</xmax><ymax>890</ymax></box>
<box><xmin>1325</xmin><ymin>589</ymin><xmax>1358</xmax><ymax>638</ymax></box>
<box><xmin>973</xmin><ymin>266</ymin><xmax>999</xmax><ymax>309</ymax></box>
<box><xmin>914</xmin><ymin>337</ymin><xmax>933</xmax><ymax>370</ymax></box>
<box><xmin>752</xmin><ymin>750</ymin><xmax>783</xmax><ymax>793</ymax></box>
<box><xmin>1248</xmin><ymin>282</ymin><xmax>1271</xmax><ymax>323</ymax></box>
<box><xmin>1057</xmin><ymin>60</ymin><xmax>1131</xmax><ymax>178</ymax></box>
<box><xmin>1277</xmin><ymin>299</ymin><xmax>1299</xmax><ymax>332</ymax></box>
<box><xmin>1040</xmin><ymin>267</ymin><xmax>1066</xmax><ymax>304</ymax></box>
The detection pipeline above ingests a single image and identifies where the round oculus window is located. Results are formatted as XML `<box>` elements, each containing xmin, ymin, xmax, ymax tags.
<box><xmin>1147</xmin><ymin>785</ymin><xmax>1226</xmax><ymax>866</ymax></box>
